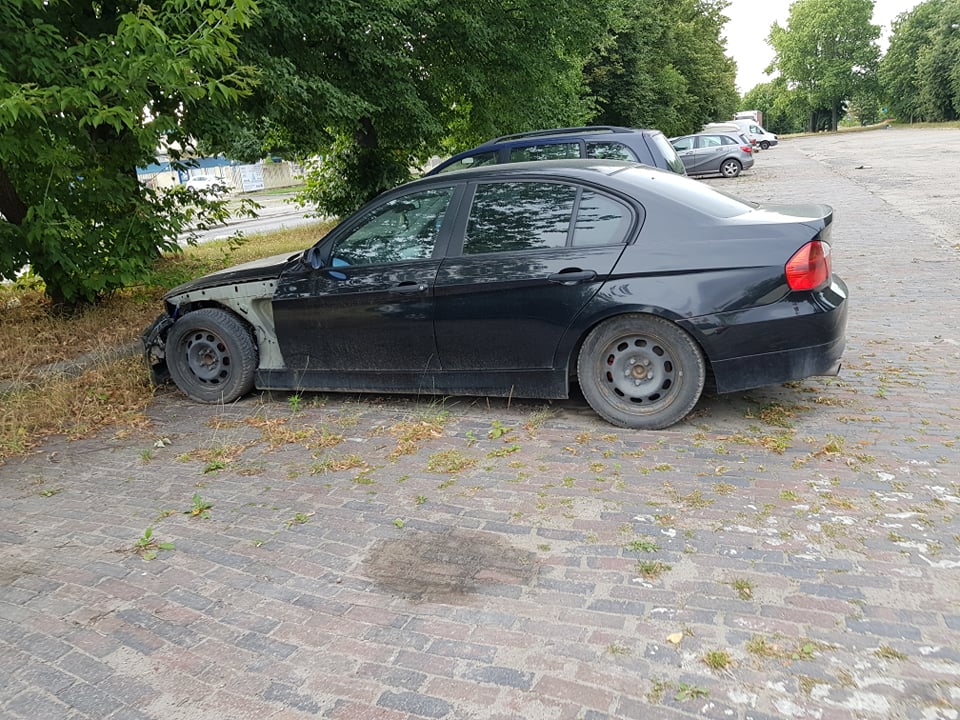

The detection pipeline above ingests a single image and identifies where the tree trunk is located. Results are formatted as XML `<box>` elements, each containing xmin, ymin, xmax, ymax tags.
<box><xmin>0</xmin><ymin>162</ymin><xmax>27</xmax><ymax>226</ymax></box>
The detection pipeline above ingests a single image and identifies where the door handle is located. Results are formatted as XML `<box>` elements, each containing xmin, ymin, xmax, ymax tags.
<box><xmin>548</xmin><ymin>270</ymin><xmax>597</xmax><ymax>285</ymax></box>
<box><xmin>391</xmin><ymin>281</ymin><xmax>428</xmax><ymax>294</ymax></box>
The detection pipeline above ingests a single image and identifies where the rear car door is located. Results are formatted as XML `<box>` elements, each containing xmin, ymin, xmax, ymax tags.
<box><xmin>272</xmin><ymin>185</ymin><xmax>461</xmax><ymax>373</ymax></box>
<box><xmin>433</xmin><ymin>179</ymin><xmax>637</xmax><ymax>370</ymax></box>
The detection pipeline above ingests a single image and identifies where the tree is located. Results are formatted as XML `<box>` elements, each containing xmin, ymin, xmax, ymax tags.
<box><xmin>740</xmin><ymin>78</ymin><xmax>810</xmax><ymax>134</ymax></box>
<box><xmin>768</xmin><ymin>0</ymin><xmax>880</xmax><ymax>131</ymax></box>
<box><xmin>0</xmin><ymin>0</ymin><xmax>257</xmax><ymax>305</ymax></box>
<box><xmin>584</xmin><ymin>0</ymin><xmax>738</xmax><ymax>137</ymax></box>
<box><xmin>197</xmin><ymin>0</ymin><xmax>625</xmax><ymax>217</ymax></box>
<box><xmin>881</xmin><ymin>0</ymin><xmax>960</xmax><ymax>122</ymax></box>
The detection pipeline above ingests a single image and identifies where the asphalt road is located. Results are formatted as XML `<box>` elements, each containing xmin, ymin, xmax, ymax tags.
<box><xmin>185</xmin><ymin>192</ymin><xmax>325</xmax><ymax>245</ymax></box>
<box><xmin>2</xmin><ymin>127</ymin><xmax>959</xmax><ymax>720</ymax></box>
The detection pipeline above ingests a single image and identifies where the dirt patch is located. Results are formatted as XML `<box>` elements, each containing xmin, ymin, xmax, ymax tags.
<box><xmin>363</xmin><ymin>528</ymin><xmax>539</xmax><ymax>603</ymax></box>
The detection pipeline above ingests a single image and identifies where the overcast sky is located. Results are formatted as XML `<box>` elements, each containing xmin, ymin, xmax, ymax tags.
<box><xmin>724</xmin><ymin>0</ymin><xmax>922</xmax><ymax>94</ymax></box>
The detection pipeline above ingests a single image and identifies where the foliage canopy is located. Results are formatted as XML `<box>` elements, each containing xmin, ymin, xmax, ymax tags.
<box><xmin>768</xmin><ymin>0</ymin><xmax>880</xmax><ymax>132</ymax></box>
<box><xmin>0</xmin><ymin>0</ymin><xmax>258</xmax><ymax>305</ymax></box>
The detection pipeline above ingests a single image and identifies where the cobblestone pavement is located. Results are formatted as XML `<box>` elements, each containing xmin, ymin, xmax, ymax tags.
<box><xmin>2</xmin><ymin>128</ymin><xmax>959</xmax><ymax>720</ymax></box>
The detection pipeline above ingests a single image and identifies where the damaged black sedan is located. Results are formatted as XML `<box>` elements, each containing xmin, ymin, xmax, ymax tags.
<box><xmin>143</xmin><ymin>160</ymin><xmax>847</xmax><ymax>430</ymax></box>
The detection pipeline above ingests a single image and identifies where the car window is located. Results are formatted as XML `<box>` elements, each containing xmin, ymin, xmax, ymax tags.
<box><xmin>572</xmin><ymin>191</ymin><xmax>633</xmax><ymax>247</ymax></box>
<box><xmin>719</xmin><ymin>135</ymin><xmax>737</xmax><ymax>146</ymax></box>
<box><xmin>671</xmin><ymin>137</ymin><xmax>694</xmax><ymax>152</ymax></box>
<box><xmin>650</xmin><ymin>132</ymin><xmax>686</xmax><ymax>174</ymax></box>
<box><xmin>331</xmin><ymin>187</ymin><xmax>454</xmax><ymax>266</ymax></box>
<box><xmin>585</xmin><ymin>141</ymin><xmax>638</xmax><ymax>162</ymax></box>
<box><xmin>699</xmin><ymin>135</ymin><xmax>723</xmax><ymax>148</ymax></box>
<box><xmin>435</xmin><ymin>151</ymin><xmax>497</xmax><ymax>174</ymax></box>
<box><xmin>464</xmin><ymin>182</ymin><xmax>577</xmax><ymax>254</ymax></box>
<box><xmin>508</xmin><ymin>143</ymin><xmax>581</xmax><ymax>162</ymax></box>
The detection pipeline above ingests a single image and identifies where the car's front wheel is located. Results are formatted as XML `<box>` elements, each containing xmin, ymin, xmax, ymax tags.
<box><xmin>720</xmin><ymin>158</ymin><xmax>742</xmax><ymax>178</ymax></box>
<box><xmin>577</xmin><ymin>314</ymin><xmax>705</xmax><ymax>430</ymax></box>
<box><xmin>166</xmin><ymin>308</ymin><xmax>257</xmax><ymax>404</ymax></box>
<box><xmin>760</xmin><ymin>140</ymin><xmax>770</xmax><ymax>150</ymax></box>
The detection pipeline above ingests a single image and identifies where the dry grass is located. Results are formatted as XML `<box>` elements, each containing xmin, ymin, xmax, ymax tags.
<box><xmin>0</xmin><ymin>221</ymin><xmax>334</xmax><ymax>464</ymax></box>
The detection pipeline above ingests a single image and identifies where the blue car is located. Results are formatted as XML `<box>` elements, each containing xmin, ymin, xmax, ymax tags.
<box><xmin>427</xmin><ymin>126</ymin><xmax>687</xmax><ymax>176</ymax></box>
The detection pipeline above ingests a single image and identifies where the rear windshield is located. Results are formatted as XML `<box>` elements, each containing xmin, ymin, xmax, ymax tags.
<box><xmin>617</xmin><ymin>166</ymin><xmax>754</xmax><ymax>218</ymax></box>
<box><xmin>648</xmin><ymin>132</ymin><xmax>686</xmax><ymax>175</ymax></box>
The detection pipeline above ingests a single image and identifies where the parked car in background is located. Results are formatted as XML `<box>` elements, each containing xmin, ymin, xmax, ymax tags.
<box><xmin>426</xmin><ymin>126</ymin><xmax>687</xmax><ymax>176</ymax></box>
<box><xmin>143</xmin><ymin>159</ymin><xmax>847</xmax><ymax>430</ymax></box>
<box><xmin>184</xmin><ymin>174</ymin><xmax>227</xmax><ymax>193</ymax></box>
<box><xmin>670</xmin><ymin>132</ymin><xmax>755</xmax><ymax>178</ymax></box>
<box><xmin>708</xmin><ymin>119</ymin><xmax>778</xmax><ymax>150</ymax></box>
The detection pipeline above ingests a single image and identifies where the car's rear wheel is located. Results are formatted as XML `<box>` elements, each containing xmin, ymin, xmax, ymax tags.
<box><xmin>760</xmin><ymin>140</ymin><xmax>770</xmax><ymax>150</ymax></box>
<box><xmin>720</xmin><ymin>158</ymin><xmax>742</xmax><ymax>178</ymax></box>
<box><xmin>577</xmin><ymin>314</ymin><xmax>705</xmax><ymax>430</ymax></box>
<box><xmin>166</xmin><ymin>308</ymin><xmax>257</xmax><ymax>404</ymax></box>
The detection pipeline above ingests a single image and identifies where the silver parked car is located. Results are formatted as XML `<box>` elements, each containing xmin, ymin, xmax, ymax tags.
<box><xmin>670</xmin><ymin>132</ymin><xmax>755</xmax><ymax>178</ymax></box>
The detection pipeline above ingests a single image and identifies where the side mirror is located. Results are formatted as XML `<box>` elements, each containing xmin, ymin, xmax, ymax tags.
<box><xmin>301</xmin><ymin>246</ymin><xmax>324</xmax><ymax>270</ymax></box>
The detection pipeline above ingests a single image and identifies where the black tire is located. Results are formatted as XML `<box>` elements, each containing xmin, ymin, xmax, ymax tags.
<box><xmin>577</xmin><ymin>314</ymin><xmax>705</xmax><ymax>430</ymax></box>
<box><xmin>720</xmin><ymin>158</ymin><xmax>742</xmax><ymax>178</ymax></box>
<box><xmin>166</xmin><ymin>308</ymin><xmax>257</xmax><ymax>404</ymax></box>
<box><xmin>759</xmin><ymin>140</ymin><xmax>770</xmax><ymax>150</ymax></box>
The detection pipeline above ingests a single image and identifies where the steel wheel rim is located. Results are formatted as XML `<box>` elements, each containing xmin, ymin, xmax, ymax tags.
<box><xmin>597</xmin><ymin>334</ymin><xmax>679</xmax><ymax>409</ymax></box>
<box><xmin>183</xmin><ymin>331</ymin><xmax>231</xmax><ymax>385</ymax></box>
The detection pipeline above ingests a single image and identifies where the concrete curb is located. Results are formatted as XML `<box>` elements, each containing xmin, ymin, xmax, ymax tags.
<box><xmin>0</xmin><ymin>341</ymin><xmax>141</xmax><ymax>396</ymax></box>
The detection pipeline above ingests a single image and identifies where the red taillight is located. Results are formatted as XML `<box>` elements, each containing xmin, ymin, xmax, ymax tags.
<box><xmin>741</xmin><ymin>145</ymin><xmax>753</xmax><ymax>153</ymax></box>
<box><xmin>786</xmin><ymin>240</ymin><xmax>831</xmax><ymax>291</ymax></box>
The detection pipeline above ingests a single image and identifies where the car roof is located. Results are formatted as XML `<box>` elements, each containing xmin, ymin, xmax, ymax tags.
<box><xmin>476</xmin><ymin>126</ymin><xmax>662</xmax><ymax>148</ymax></box>
<box><xmin>416</xmin><ymin>158</ymin><xmax>641</xmax><ymax>181</ymax></box>
<box><xmin>672</xmin><ymin>132</ymin><xmax>748</xmax><ymax>141</ymax></box>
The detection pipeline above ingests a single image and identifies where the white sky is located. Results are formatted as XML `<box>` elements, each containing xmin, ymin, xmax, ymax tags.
<box><xmin>724</xmin><ymin>0</ymin><xmax>922</xmax><ymax>94</ymax></box>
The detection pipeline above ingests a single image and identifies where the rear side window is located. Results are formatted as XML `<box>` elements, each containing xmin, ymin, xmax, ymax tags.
<box><xmin>585</xmin><ymin>141</ymin><xmax>638</xmax><ymax>162</ymax></box>
<box><xmin>573</xmin><ymin>191</ymin><xmax>632</xmax><ymax>247</ymax></box>
<box><xmin>465</xmin><ymin>182</ymin><xmax>577</xmax><ymax>253</ymax></box>
<box><xmin>508</xmin><ymin>143</ymin><xmax>580</xmax><ymax>162</ymax></box>
<box><xmin>464</xmin><ymin>182</ymin><xmax>632</xmax><ymax>254</ymax></box>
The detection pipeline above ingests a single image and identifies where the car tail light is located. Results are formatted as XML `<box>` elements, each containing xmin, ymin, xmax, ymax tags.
<box><xmin>786</xmin><ymin>240</ymin><xmax>831</xmax><ymax>291</ymax></box>
<box><xmin>741</xmin><ymin>145</ymin><xmax>753</xmax><ymax>153</ymax></box>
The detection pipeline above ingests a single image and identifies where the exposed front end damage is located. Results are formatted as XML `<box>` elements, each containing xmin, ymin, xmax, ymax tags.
<box><xmin>140</xmin><ymin>279</ymin><xmax>284</xmax><ymax>387</ymax></box>
<box><xmin>141</xmin><ymin>313</ymin><xmax>175</xmax><ymax>385</ymax></box>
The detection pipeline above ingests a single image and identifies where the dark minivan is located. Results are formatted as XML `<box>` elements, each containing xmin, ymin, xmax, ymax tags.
<box><xmin>426</xmin><ymin>126</ymin><xmax>687</xmax><ymax>176</ymax></box>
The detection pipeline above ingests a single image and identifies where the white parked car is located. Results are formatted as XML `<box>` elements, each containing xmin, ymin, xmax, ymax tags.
<box><xmin>184</xmin><ymin>175</ymin><xmax>227</xmax><ymax>193</ymax></box>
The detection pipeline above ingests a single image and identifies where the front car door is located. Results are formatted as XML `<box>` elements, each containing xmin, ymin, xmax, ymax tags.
<box><xmin>432</xmin><ymin>178</ymin><xmax>638</xmax><ymax>394</ymax></box>
<box><xmin>269</xmin><ymin>184</ymin><xmax>462</xmax><ymax>390</ymax></box>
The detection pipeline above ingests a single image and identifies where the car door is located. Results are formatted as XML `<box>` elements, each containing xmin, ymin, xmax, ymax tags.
<box><xmin>433</xmin><ymin>179</ymin><xmax>637</xmax><ymax>371</ymax></box>
<box><xmin>694</xmin><ymin>135</ymin><xmax>725</xmax><ymax>174</ymax></box>
<box><xmin>272</xmin><ymin>185</ymin><xmax>461</xmax><ymax>375</ymax></box>
<box><xmin>671</xmin><ymin>136</ymin><xmax>697</xmax><ymax>173</ymax></box>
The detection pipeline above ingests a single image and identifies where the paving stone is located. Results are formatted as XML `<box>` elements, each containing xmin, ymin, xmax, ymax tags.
<box><xmin>2</xmin><ymin>131</ymin><xmax>959</xmax><ymax>719</ymax></box>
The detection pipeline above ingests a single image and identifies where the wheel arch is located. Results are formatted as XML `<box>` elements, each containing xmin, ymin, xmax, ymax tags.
<box><xmin>562</xmin><ymin>306</ymin><xmax>716</xmax><ymax>388</ymax></box>
<box><xmin>164</xmin><ymin>281</ymin><xmax>284</xmax><ymax>369</ymax></box>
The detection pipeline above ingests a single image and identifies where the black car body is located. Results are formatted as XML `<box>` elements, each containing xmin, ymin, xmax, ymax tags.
<box><xmin>144</xmin><ymin>160</ymin><xmax>847</xmax><ymax>429</ymax></box>
<box><xmin>426</xmin><ymin>126</ymin><xmax>687</xmax><ymax>176</ymax></box>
